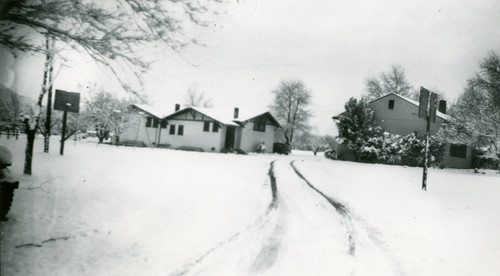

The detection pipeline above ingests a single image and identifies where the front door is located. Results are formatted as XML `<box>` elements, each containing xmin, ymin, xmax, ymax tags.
<box><xmin>225</xmin><ymin>126</ymin><xmax>236</xmax><ymax>149</ymax></box>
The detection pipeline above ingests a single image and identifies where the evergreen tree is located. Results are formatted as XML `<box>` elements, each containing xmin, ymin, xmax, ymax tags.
<box><xmin>334</xmin><ymin>97</ymin><xmax>381</xmax><ymax>161</ymax></box>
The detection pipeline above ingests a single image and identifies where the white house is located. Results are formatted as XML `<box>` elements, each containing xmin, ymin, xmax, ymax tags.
<box><xmin>119</xmin><ymin>104</ymin><xmax>166</xmax><ymax>146</ymax></box>
<box><xmin>120</xmin><ymin>104</ymin><xmax>281</xmax><ymax>153</ymax></box>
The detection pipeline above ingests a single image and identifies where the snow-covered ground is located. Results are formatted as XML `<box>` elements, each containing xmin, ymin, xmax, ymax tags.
<box><xmin>1</xmin><ymin>136</ymin><xmax>499</xmax><ymax>275</ymax></box>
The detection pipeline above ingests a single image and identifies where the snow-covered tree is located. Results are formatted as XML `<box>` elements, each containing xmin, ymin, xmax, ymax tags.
<box><xmin>1</xmin><ymin>0</ymin><xmax>223</xmax><ymax>174</ymax></box>
<box><xmin>334</xmin><ymin>97</ymin><xmax>381</xmax><ymax>161</ymax></box>
<box><xmin>445</xmin><ymin>51</ymin><xmax>500</xmax><ymax>171</ymax></box>
<box><xmin>84</xmin><ymin>91</ymin><xmax>134</xmax><ymax>144</ymax></box>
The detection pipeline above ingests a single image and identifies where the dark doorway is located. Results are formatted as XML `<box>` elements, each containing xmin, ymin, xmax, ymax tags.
<box><xmin>225</xmin><ymin>126</ymin><xmax>236</xmax><ymax>149</ymax></box>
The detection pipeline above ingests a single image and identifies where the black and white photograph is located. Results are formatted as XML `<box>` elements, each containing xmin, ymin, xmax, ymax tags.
<box><xmin>1</xmin><ymin>0</ymin><xmax>499</xmax><ymax>275</ymax></box>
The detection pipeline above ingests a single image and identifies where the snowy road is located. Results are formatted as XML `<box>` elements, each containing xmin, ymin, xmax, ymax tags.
<box><xmin>3</xmin><ymin>138</ymin><xmax>500</xmax><ymax>275</ymax></box>
<box><xmin>172</xmin><ymin>160</ymin><xmax>402</xmax><ymax>275</ymax></box>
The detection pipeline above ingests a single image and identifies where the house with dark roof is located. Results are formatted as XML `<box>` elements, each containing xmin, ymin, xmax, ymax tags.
<box><xmin>368</xmin><ymin>93</ymin><xmax>472</xmax><ymax>168</ymax></box>
<box><xmin>120</xmin><ymin>104</ymin><xmax>281</xmax><ymax>153</ymax></box>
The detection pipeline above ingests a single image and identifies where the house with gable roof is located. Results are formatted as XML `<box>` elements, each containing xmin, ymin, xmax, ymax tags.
<box><xmin>119</xmin><ymin>104</ymin><xmax>167</xmax><ymax>146</ymax></box>
<box><xmin>367</xmin><ymin>93</ymin><xmax>472</xmax><ymax>168</ymax></box>
<box><xmin>120</xmin><ymin>104</ymin><xmax>281</xmax><ymax>153</ymax></box>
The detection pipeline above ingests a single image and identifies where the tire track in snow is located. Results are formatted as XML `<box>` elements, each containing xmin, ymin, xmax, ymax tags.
<box><xmin>169</xmin><ymin>160</ymin><xmax>283</xmax><ymax>276</ymax></box>
<box><xmin>248</xmin><ymin>161</ymin><xmax>287</xmax><ymax>273</ymax></box>
<box><xmin>290</xmin><ymin>161</ymin><xmax>406</xmax><ymax>275</ymax></box>
<box><xmin>290</xmin><ymin>161</ymin><xmax>356</xmax><ymax>255</ymax></box>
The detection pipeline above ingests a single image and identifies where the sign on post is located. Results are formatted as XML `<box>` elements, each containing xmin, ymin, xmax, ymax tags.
<box><xmin>54</xmin><ymin>89</ymin><xmax>80</xmax><ymax>156</ymax></box>
<box><xmin>54</xmin><ymin>90</ymin><xmax>80</xmax><ymax>113</ymax></box>
<box><xmin>418</xmin><ymin>87</ymin><xmax>429</xmax><ymax>119</ymax></box>
<box><xmin>419</xmin><ymin>86</ymin><xmax>437</xmax><ymax>191</ymax></box>
<box><xmin>429</xmin><ymin>92</ymin><xmax>437</xmax><ymax>123</ymax></box>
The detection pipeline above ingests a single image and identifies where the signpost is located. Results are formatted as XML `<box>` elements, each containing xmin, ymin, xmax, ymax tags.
<box><xmin>419</xmin><ymin>87</ymin><xmax>437</xmax><ymax>191</ymax></box>
<box><xmin>54</xmin><ymin>89</ymin><xmax>80</xmax><ymax>155</ymax></box>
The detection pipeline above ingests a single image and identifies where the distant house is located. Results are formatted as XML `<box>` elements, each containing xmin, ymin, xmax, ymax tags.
<box><xmin>119</xmin><ymin>104</ymin><xmax>166</xmax><ymax>147</ymax></box>
<box><xmin>367</xmin><ymin>93</ymin><xmax>472</xmax><ymax>169</ymax></box>
<box><xmin>120</xmin><ymin>104</ymin><xmax>281</xmax><ymax>153</ymax></box>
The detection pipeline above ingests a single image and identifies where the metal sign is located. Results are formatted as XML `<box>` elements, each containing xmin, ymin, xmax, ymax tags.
<box><xmin>419</xmin><ymin>87</ymin><xmax>430</xmax><ymax>119</ymax></box>
<box><xmin>419</xmin><ymin>87</ymin><xmax>437</xmax><ymax>121</ymax></box>
<box><xmin>429</xmin><ymin>92</ymin><xmax>437</xmax><ymax>123</ymax></box>
<box><xmin>54</xmin><ymin>89</ymin><xmax>80</xmax><ymax>113</ymax></box>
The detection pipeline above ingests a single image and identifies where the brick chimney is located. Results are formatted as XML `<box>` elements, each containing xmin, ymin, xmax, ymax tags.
<box><xmin>234</xmin><ymin>107</ymin><xmax>239</xmax><ymax>119</ymax></box>
<box><xmin>175</xmin><ymin>104</ymin><xmax>180</xmax><ymax>111</ymax></box>
<box><xmin>438</xmin><ymin>100</ymin><xmax>446</xmax><ymax>114</ymax></box>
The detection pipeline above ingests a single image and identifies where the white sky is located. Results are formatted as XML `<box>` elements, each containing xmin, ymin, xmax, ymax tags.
<box><xmin>1</xmin><ymin>0</ymin><xmax>500</xmax><ymax>135</ymax></box>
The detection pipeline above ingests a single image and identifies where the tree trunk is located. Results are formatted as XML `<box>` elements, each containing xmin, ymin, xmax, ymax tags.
<box><xmin>497</xmin><ymin>153</ymin><xmax>500</xmax><ymax>173</ymax></box>
<box><xmin>284</xmin><ymin>129</ymin><xmax>290</xmax><ymax>145</ymax></box>
<box><xmin>44</xmin><ymin>62</ymin><xmax>54</xmax><ymax>151</ymax></box>
<box><xmin>43</xmin><ymin>36</ymin><xmax>55</xmax><ymax>153</ymax></box>
<box><xmin>289</xmin><ymin>101</ymin><xmax>302</xmax><ymax>144</ymax></box>
<box><xmin>24</xmin><ymin>128</ymin><xmax>36</xmax><ymax>175</ymax></box>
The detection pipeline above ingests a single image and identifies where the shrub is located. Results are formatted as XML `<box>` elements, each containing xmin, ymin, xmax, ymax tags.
<box><xmin>357</xmin><ymin>132</ymin><xmax>445</xmax><ymax>167</ymax></box>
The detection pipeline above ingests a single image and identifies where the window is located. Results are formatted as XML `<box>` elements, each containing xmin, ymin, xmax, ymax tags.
<box><xmin>212</xmin><ymin>122</ymin><xmax>219</xmax><ymax>132</ymax></box>
<box><xmin>253</xmin><ymin>116</ymin><xmax>266</xmax><ymax>132</ymax></box>
<box><xmin>388</xmin><ymin>100</ymin><xmax>395</xmax><ymax>110</ymax></box>
<box><xmin>160</xmin><ymin>120</ymin><xmax>167</xmax><ymax>129</ymax></box>
<box><xmin>152</xmin><ymin>118</ymin><xmax>159</xmax><ymax>128</ymax></box>
<box><xmin>146</xmin><ymin>117</ymin><xmax>153</xmax><ymax>127</ymax></box>
<box><xmin>450</xmin><ymin>144</ymin><xmax>467</xmax><ymax>159</ymax></box>
<box><xmin>177</xmin><ymin>125</ymin><xmax>184</xmax><ymax>136</ymax></box>
<box><xmin>169</xmin><ymin>124</ymin><xmax>176</xmax><ymax>135</ymax></box>
<box><xmin>203</xmin><ymin>121</ymin><xmax>210</xmax><ymax>132</ymax></box>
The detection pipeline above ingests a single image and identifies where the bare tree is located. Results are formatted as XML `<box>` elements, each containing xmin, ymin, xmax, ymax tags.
<box><xmin>271</xmin><ymin>79</ymin><xmax>312</xmax><ymax>145</ymax></box>
<box><xmin>1</xmin><ymin>1</ymin><xmax>222</xmax><ymax>90</ymax></box>
<box><xmin>1</xmin><ymin>0</ymin><xmax>223</xmax><ymax>174</ymax></box>
<box><xmin>364</xmin><ymin>65</ymin><xmax>415</xmax><ymax>100</ymax></box>
<box><xmin>184</xmin><ymin>86</ymin><xmax>213</xmax><ymax>107</ymax></box>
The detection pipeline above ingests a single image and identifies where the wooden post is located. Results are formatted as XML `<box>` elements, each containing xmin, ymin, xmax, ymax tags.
<box><xmin>60</xmin><ymin>104</ymin><xmax>69</xmax><ymax>155</ymax></box>
<box><xmin>422</xmin><ymin>112</ymin><xmax>430</xmax><ymax>191</ymax></box>
<box><xmin>419</xmin><ymin>87</ymin><xmax>437</xmax><ymax>191</ymax></box>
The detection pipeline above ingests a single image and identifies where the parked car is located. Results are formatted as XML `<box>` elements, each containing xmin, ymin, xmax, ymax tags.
<box><xmin>273</xmin><ymin>143</ymin><xmax>291</xmax><ymax>155</ymax></box>
<box><xmin>324</xmin><ymin>149</ymin><xmax>337</xmax><ymax>160</ymax></box>
<box><xmin>0</xmin><ymin>146</ymin><xmax>19</xmax><ymax>221</ymax></box>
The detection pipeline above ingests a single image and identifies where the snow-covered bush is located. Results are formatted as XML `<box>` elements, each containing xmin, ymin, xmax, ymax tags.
<box><xmin>357</xmin><ymin>132</ymin><xmax>445</xmax><ymax>167</ymax></box>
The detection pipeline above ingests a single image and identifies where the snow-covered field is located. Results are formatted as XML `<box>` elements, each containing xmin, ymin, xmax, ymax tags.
<box><xmin>1</xmin><ymin>136</ymin><xmax>499</xmax><ymax>275</ymax></box>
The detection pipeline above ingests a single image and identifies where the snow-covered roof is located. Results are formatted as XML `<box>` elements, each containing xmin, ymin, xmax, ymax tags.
<box><xmin>370</xmin><ymin>93</ymin><xmax>452</xmax><ymax>121</ymax></box>
<box><xmin>190</xmin><ymin>106</ymin><xmax>240</xmax><ymax>126</ymax></box>
<box><xmin>163</xmin><ymin>106</ymin><xmax>281</xmax><ymax>127</ymax></box>
<box><xmin>130</xmin><ymin>104</ymin><xmax>165</xmax><ymax>118</ymax></box>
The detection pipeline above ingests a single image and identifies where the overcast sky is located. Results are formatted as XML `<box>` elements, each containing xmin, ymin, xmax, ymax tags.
<box><xmin>1</xmin><ymin>0</ymin><xmax>499</xmax><ymax>135</ymax></box>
